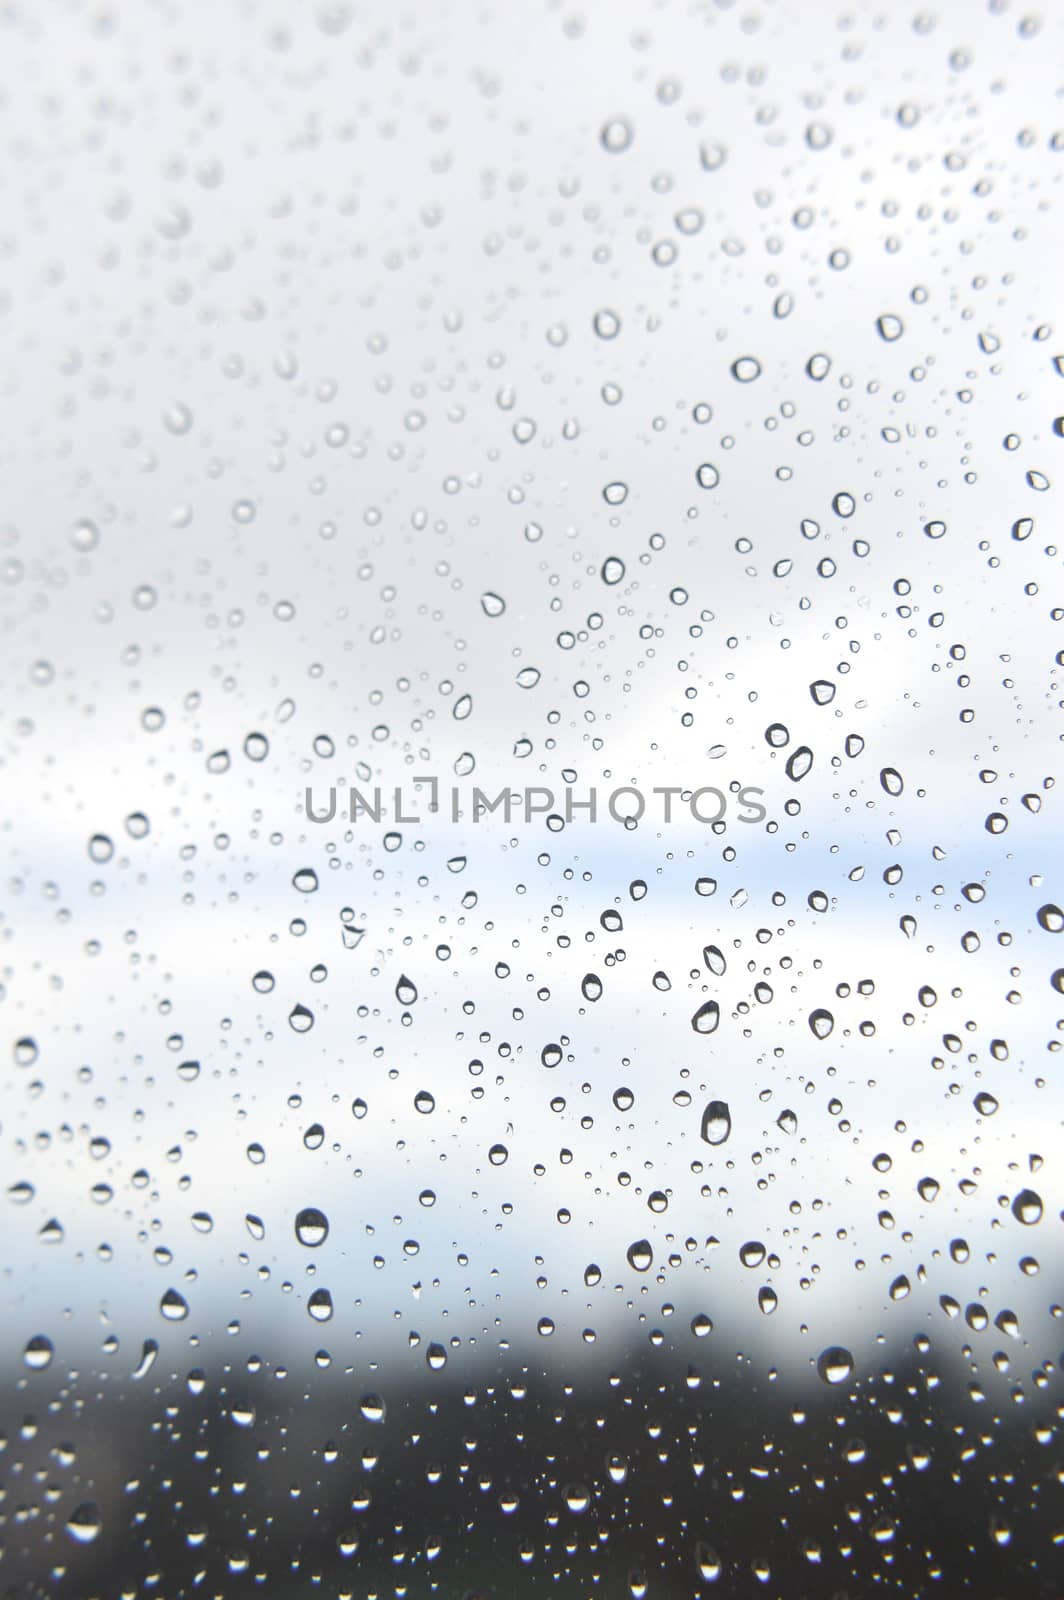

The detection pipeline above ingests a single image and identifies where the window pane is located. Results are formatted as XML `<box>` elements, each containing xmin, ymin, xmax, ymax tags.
<box><xmin>2</xmin><ymin>3</ymin><xmax>1060</xmax><ymax>1595</ymax></box>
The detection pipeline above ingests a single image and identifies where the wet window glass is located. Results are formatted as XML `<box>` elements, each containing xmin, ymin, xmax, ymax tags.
<box><xmin>2</xmin><ymin>3</ymin><xmax>1061</xmax><ymax>1596</ymax></box>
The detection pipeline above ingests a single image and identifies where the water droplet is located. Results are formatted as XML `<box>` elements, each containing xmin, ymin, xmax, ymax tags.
<box><xmin>703</xmin><ymin>944</ymin><xmax>726</xmax><ymax>976</ymax></box>
<box><xmin>23</xmin><ymin>1334</ymin><xmax>54</xmax><ymax>1371</ymax></box>
<box><xmin>626</xmin><ymin>1239</ymin><xmax>653</xmax><ymax>1272</ymax></box>
<box><xmin>695</xmin><ymin>1541</ymin><xmax>722</xmax><ymax>1581</ymax></box>
<box><xmin>786</xmin><ymin>745</ymin><xmax>813</xmax><ymax>782</ymax></box>
<box><xmin>731</xmin><ymin>355</ymin><xmax>761</xmax><ymax>382</ymax></box>
<box><xmin>295</xmin><ymin>1207</ymin><xmax>329</xmax><ymax>1246</ymax></box>
<box><xmin>1011</xmin><ymin>1189</ymin><xmax>1042</xmax><ymax>1225</ymax></box>
<box><xmin>817</xmin><ymin>1346</ymin><xmax>854</xmax><ymax>1385</ymax></box>
<box><xmin>700</xmin><ymin>1100</ymin><xmax>731</xmax><ymax>1145</ymax></box>
<box><xmin>601</xmin><ymin>118</ymin><xmax>633</xmax><ymax>153</ymax></box>
<box><xmin>593</xmin><ymin>309</ymin><xmax>621</xmax><ymax>340</ymax></box>
<box><xmin>160</xmin><ymin>1288</ymin><xmax>189</xmax><ymax>1322</ymax></box>
<box><xmin>163</xmin><ymin>401</ymin><xmax>194</xmax><ymax>435</ymax></box>
<box><xmin>65</xmin><ymin>1503</ymin><xmax>102</xmax><ymax>1544</ymax></box>
<box><xmin>132</xmin><ymin>1339</ymin><xmax>158</xmax><ymax>1380</ymax></box>
<box><xmin>70</xmin><ymin>518</ymin><xmax>101</xmax><ymax>552</ymax></box>
<box><xmin>691</xmin><ymin>1000</ymin><xmax>720</xmax><ymax>1035</ymax></box>
<box><xmin>308</xmin><ymin>1289</ymin><xmax>334</xmax><ymax>1322</ymax></box>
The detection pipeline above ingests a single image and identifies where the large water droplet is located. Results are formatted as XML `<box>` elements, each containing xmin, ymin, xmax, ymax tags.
<box><xmin>700</xmin><ymin>1100</ymin><xmax>731</xmax><ymax>1145</ymax></box>
<box><xmin>809</xmin><ymin>1008</ymin><xmax>834</xmax><ymax>1039</ymax></box>
<box><xmin>1011</xmin><ymin>1189</ymin><xmax>1042</xmax><ymax>1225</ymax></box>
<box><xmin>691</xmin><ymin>1000</ymin><xmax>720</xmax><ymax>1035</ymax></box>
<box><xmin>703</xmin><ymin>944</ymin><xmax>726</xmax><ymax>976</ymax></box>
<box><xmin>785</xmin><ymin>745</ymin><xmax>813</xmax><ymax>782</ymax></box>
<box><xmin>289</xmin><ymin>1003</ymin><xmax>315</xmax><ymax>1033</ymax></box>
<box><xmin>65</xmin><ymin>1503</ymin><xmax>102</xmax><ymax>1544</ymax></box>
<box><xmin>160</xmin><ymin>1288</ymin><xmax>189</xmax><ymax>1322</ymax></box>
<box><xmin>601</xmin><ymin>118</ymin><xmax>633</xmax><ymax>153</ymax></box>
<box><xmin>23</xmin><ymin>1334</ymin><xmax>54</xmax><ymax>1371</ymax></box>
<box><xmin>295</xmin><ymin>1207</ymin><xmax>329</xmax><ymax>1247</ymax></box>
<box><xmin>360</xmin><ymin>1393</ymin><xmax>386</xmax><ymax>1423</ymax></box>
<box><xmin>817</xmin><ymin>1346</ymin><xmax>854</xmax><ymax>1385</ymax></box>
